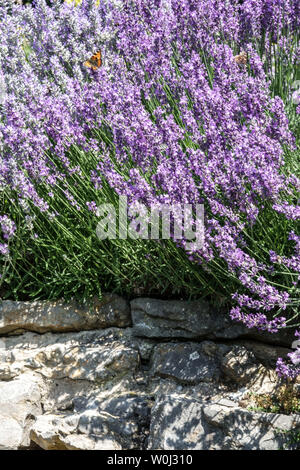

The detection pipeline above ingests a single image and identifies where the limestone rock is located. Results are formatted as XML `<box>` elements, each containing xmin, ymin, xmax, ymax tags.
<box><xmin>221</xmin><ymin>346</ymin><xmax>258</xmax><ymax>384</ymax></box>
<box><xmin>148</xmin><ymin>395</ymin><xmax>300</xmax><ymax>450</ymax></box>
<box><xmin>151</xmin><ymin>342</ymin><xmax>220</xmax><ymax>384</ymax></box>
<box><xmin>0</xmin><ymin>373</ymin><xmax>42</xmax><ymax>449</ymax></box>
<box><xmin>131</xmin><ymin>298</ymin><xmax>295</xmax><ymax>346</ymax></box>
<box><xmin>231</xmin><ymin>340</ymin><xmax>292</xmax><ymax>368</ymax></box>
<box><xmin>77</xmin><ymin>394</ymin><xmax>151</xmax><ymax>449</ymax></box>
<box><xmin>30</xmin><ymin>413</ymin><xmax>122</xmax><ymax>450</ymax></box>
<box><xmin>30</xmin><ymin>393</ymin><xmax>151</xmax><ymax>450</ymax></box>
<box><xmin>39</xmin><ymin>378</ymin><xmax>96</xmax><ymax>413</ymax></box>
<box><xmin>148</xmin><ymin>395</ymin><xmax>224</xmax><ymax>450</ymax></box>
<box><xmin>0</xmin><ymin>294</ymin><xmax>131</xmax><ymax>335</ymax></box>
<box><xmin>0</xmin><ymin>328</ymin><xmax>140</xmax><ymax>382</ymax></box>
<box><xmin>131</xmin><ymin>297</ymin><xmax>221</xmax><ymax>339</ymax></box>
<box><xmin>202</xmin><ymin>400</ymin><xmax>300</xmax><ymax>450</ymax></box>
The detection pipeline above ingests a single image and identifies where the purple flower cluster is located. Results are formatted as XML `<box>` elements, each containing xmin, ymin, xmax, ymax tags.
<box><xmin>0</xmin><ymin>215</ymin><xmax>16</xmax><ymax>256</ymax></box>
<box><xmin>0</xmin><ymin>1</ymin><xmax>299</xmax><ymax>378</ymax></box>
<box><xmin>0</xmin><ymin>0</ymin><xmax>118</xmax><ymax>213</ymax></box>
<box><xmin>238</xmin><ymin>0</ymin><xmax>299</xmax><ymax>40</ymax></box>
<box><xmin>0</xmin><ymin>215</ymin><xmax>16</xmax><ymax>241</ymax></box>
<box><xmin>276</xmin><ymin>331</ymin><xmax>300</xmax><ymax>379</ymax></box>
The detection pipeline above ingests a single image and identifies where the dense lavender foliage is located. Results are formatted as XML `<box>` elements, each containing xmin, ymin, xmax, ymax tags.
<box><xmin>0</xmin><ymin>0</ymin><xmax>299</xmax><ymax>377</ymax></box>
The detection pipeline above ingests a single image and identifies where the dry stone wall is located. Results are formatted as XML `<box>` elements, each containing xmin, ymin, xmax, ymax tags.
<box><xmin>0</xmin><ymin>295</ymin><xmax>299</xmax><ymax>450</ymax></box>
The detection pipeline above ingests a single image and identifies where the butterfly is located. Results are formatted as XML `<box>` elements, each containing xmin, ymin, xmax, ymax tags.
<box><xmin>83</xmin><ymin>50</ymin><xmax>102</xmax><ymax>70</ymax></box>
<box><xmin>234</xmin><ymin>51</ymin><xmax>247</xmax><ymax>65</ymax></box>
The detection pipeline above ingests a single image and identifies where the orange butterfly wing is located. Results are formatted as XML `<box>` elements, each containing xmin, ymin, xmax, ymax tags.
<box><xmin>84</xmin><ymin>50</ymin><xmax>102</xmax><ymax>70</ymax></box>
<box><xmin>234</xmin><ymin>51</ymin><xmax>247</xmax><ymax>65</ymax></box>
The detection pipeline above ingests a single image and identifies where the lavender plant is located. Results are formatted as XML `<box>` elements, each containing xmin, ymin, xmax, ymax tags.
<box><xmin>90</xmin><ymin>0</ymin><xmax>300</xmax><ymax>331</ymax></box>
<box><xmin>0</xmin><ymin>1</ymin><xmax>299</xmax><ymax>377</ymax></box>
<box><xmin>276</xmin><ymin>330</ymin><xmax>300</xmax><ymax>379</ymax></box>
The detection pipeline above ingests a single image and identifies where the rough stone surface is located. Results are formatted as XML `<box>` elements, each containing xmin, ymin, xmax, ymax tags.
<box><xmin>0</xmin><ymin>328</ymin><xmax>140</xmax><ymax>382</ymax></box>
<box><xmin>131</xmin><ymin>297</ymin><xmax>229</xmax><ymax>339</ymax></box>
<box><xmin>0</xmin><ymin>296</ymin><xmax>298</xmax><ymax>450</ymax></box>
<box><xmin>0</xmin><ymin>373</ymin><xmax>42</xmax><ymax>449</ymax></box>
<box><xmin>0</xmin><ymin>294</ymin><xmax>131</xmax><ymax>335</ymax></box>
<box><xmin>148</xmin><ymin>395</ymin><xmax>300</xmax><ymax>450</ymax></box>
<box><xmin>151</xmin><ymin>342</ymin><xmax>220</xmax><ymax>384</ymax></box>
<box><xmin>221</xmin><ymin>345</ymin><xmax>258</xmax><ymax>384</ymax></box>
<box><xmin>76</xmin><ymin>394</ymin><xmax>151</xmax><ymax>449</ymax></box>
<box><xmin>29</xmin><ymin>393</ymin><xmax>151</xmax><ymax>450</ymax></box>
<box><xmin>131</xmin><ymin>298</ymin><xmax>295</xmax><ymax>346</ymax></box>
<box><xmin>30</xmin><ymin>413</ymin><xmax>122</xmax><ymax>450</ymax></box>
<box><xmin>232</xmin><ymin>340</ymin><xmax>292</xmax><ymax>368</ymax></box>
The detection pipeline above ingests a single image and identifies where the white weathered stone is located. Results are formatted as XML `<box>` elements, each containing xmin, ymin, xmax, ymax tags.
<box><xmin>0</xmin><ymin>373</ymin><xmax>42</xmax><ymax>449</ymax></box>
<box><xmin>0</xmin><ymin>328</ymin><xmax>140</xmax><ymax>382</ymax></box>
<box><xmin>30</xmin><ymin>412</ymin><xmax>122</xmax><ymax>450</ymax></box>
